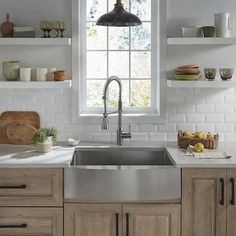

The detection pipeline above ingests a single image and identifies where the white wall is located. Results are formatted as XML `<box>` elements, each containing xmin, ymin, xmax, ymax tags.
<box><xmin>1</xmin><ymin>0</ymin><xmax>236</xmax><ymax>143</ymax></box>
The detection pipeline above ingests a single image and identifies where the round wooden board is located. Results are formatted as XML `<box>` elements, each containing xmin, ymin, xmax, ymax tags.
<box><xmin>6</xmin><ymin>122</ymin><xmax>37</xmax><ymax>144</ymax></box>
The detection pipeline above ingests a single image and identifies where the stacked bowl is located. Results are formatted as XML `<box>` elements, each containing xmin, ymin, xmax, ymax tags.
<box><xmin>175</xmin><ymin>64</ymin><xmax>201</xmax><ymax>80</ymax></box>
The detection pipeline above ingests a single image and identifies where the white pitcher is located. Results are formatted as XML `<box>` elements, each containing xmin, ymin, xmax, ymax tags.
<box><xmin>214</xmin><ymin>13</ymin><xmax>234</xmax><ymax>37</ymax></box>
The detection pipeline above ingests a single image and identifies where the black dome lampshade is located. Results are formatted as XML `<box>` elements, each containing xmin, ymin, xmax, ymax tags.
<box><xmin>96</xmin><ymin>0</ymin><xmax>142</xmax><ymax>27</ymax></box>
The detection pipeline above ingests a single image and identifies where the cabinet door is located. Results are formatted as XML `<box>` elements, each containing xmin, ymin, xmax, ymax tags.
<box><xmin>182</xmin><ymin>169</ymin><xmax>227</xmax><ymax>236</ymax></box>
<box><xmin>123</xmin><ymin>204</ymin><xmax>180</xmax><ymax>236</ymax></box>
<box><xmin>64</xmin><ymin>204</ymin><xmax>122</xmax><ymax>236</ymax></box>
<box><xmin>227</xmin><ymin>169</ymin><xmax>236</xmax><ymax>236</ymax></box>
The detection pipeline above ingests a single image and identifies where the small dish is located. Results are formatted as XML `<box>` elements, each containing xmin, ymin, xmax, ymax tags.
<box><xmin>204</xmin><ymin>68</ymin><xmax>217</xmax><ymax>80</ymax></box>
<box><xmin>68</xmin><ymin>138</ymin><xmax>80</xmax><ymax>146</ymax></box>
<box><xmin>181</xmin><ymin>26</ymin><xmax>203</xmax><ymax>37</ymax></box>
<box><xmin>219</xmin><ymin>68</ymin><xmax>234</xmax><ymax>80</ymax></box>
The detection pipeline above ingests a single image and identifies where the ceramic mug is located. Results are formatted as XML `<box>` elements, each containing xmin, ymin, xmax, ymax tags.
<box><xmin>47</xmin><ymin>67</ymin><xmax>56</xmax><ymax>81</ymax></box>
<box><xmin>36</xmin><ymin>68</ymin><xmax>48</xmax><ymax>81</ymax></box>
<box><xmin>20</xmin><ymin>68</ymin><xmax>31</xmax><ymax>81</ymax></box>
<box><xmin>204</xmin><ymin>68</ymin><xmax>217</xmax><ymax>80</ymax></box>
<box><xmin>219</xmin><ymin>68</ymin><xmax>234</xmax><ymax>80</ymax></box>
<box><xmin>203</xmin><ymin>26</ymin><xmax>217</xmax><ymax>37</ymax></box>
<box><xmin>2</xmin><ymin>61</ymin><xmax>20</xmax><ymax>81</ymax></box>
<box><xmin>215</xmin><ymin>13</ymin><xmax>234</xmax><ymax>38</ymax></box>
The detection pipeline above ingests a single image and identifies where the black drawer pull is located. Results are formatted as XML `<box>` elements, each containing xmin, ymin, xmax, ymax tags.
<box><xmin>115</xmin><ymin>213</ymin><xmax>119</xmax><ymax>236</ymax></box>
<box><xmin>126</xmin><ymin>213</ymin><xmax>129</xmax><ymax>236</ymax></box>
<box><xmin>0</xmin><ymin>224</ymin><xmax>27</xmax><ymax>228</ymax></box>
<box><xmin>0</xmin><ymin>185</ymin><xmax>26</xmax><ymax>189</ymax></box>
<box><xmin>220</xmin><ymin>178</ymin><xmax>225</xmax><ymax>205</ymax></box>
<box><xmin>230</xmin><ymin>178</ymin><xmax>235</xmax><ymax>205</ymax></box>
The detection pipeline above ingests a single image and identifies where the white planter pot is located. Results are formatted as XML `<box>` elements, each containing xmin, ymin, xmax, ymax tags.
<box><xmin>36</xmin><ymin>137</ymin><xmax>53</xmax><ymax>153</ymax></box>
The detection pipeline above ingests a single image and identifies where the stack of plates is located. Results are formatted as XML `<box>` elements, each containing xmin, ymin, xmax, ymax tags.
<box><xmin>174</xmin><ymin>64</ymin><xmax>201</xmax><ymax>80</ymax></box>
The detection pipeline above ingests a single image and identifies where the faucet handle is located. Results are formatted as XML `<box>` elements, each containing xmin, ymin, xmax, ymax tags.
<box><xmin>128</xmin><ymin>125</ymin><xmax>131</xmax><ymax>133</ymax></box>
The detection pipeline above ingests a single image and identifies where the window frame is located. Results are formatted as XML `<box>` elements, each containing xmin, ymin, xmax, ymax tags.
<box><xmin>72</xmin><ymin>0</ymin><xmax>167</xmax><ymax>123</ymax></box>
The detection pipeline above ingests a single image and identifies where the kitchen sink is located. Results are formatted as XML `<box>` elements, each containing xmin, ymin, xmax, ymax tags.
<box><xmin>71</xmin><ymin>147</ymin><xmax>173</xmax><ymax>166</ymax></box>
<box><xmin>64</xmin><ymin>147</ymin><xmax>181</xmax><ymax>202</ymax></box>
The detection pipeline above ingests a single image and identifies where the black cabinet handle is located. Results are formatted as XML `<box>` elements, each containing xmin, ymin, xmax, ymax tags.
<box><xmin>220</xmin><ymin>178</ymin><xmax>225</xmax><ymax>205</ymax></box>
<box><xmin>126</xmin><ymin>213</ymin><xmax>129</xmax><ymax>236</ymax></box>
<box><xmin>115</xmin><ymin>213</ymin><xmax>119</xmax><ymax>236</ymax></box>
<box><xmin>230</xmin><ymin>178</ymin><xmax>235</xmax><ymax>205</ymax></box>
<box><xmin>0</xmin><ymin>185</ymin><xmax>26</xmax><ymax>189</ymax></box>
<box><xmin>0</xmin><ymin>224</ymin><xmax>27</xmax><ymax>228</ymax></box>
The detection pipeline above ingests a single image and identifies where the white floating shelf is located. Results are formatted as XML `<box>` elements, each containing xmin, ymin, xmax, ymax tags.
<box><xmin>167</xmin><ymin>37</ymin><xmax>236</xmax><ymax>45</ymax></box>
<box><xmin>0</xmin><ymin>38</ymin><xmax>71</xmax><ymax>46</ymax></box>
<box><xmin>167</xmin><ymin>79</ymin><xmax>236</xmax><ymax>88</ymax></box>
<box><xmin>0</xmin><ymin>80</ymin><xmax>72</xmax><ymax>89</ymax></box>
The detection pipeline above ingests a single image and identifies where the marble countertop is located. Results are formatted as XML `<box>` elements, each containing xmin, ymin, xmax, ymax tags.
<box><xmin>0</xmin><ymin>142</ymin><xmax>75</xmax><ymax>168</ymax></box>
<box><xmin>1</xmin><ymin>141</ymin><xmax>236</xmax><ymax>168</ymax></box>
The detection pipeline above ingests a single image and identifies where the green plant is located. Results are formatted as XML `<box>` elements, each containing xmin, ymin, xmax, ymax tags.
<box><xmin>33</xmin><ymin>127</ymin><xmax>57</xmax><ymax>144</ymax></box>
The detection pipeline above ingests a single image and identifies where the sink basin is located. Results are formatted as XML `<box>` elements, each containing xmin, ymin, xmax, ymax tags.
<box><xmin>64</xmin><ymin>147</ymin><xmax>180</xmax><ymax>202</ymax></box>
<box><xmin>71</xmin><ymin>147</ymin><xmax>173</xmax><ymax>166</ymax></box>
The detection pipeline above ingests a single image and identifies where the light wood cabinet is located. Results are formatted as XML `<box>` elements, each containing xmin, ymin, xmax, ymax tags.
<box><xmin>0</xmin><ymin>168</ymin><xmax>63</xmax><ymax>206</ymax></box>
<box><xmin>0</xmin><ymin>207</ymin><xmax>63</xmax><ymax>236</ymax></box>
<box><xmin>64</xmin><ymin>203</ymin><xmax>180</xmax><ymax>236</ymax></box>
<box><xmin>64</xmin><ymin>204</ymin><xmax>122</xmax><ymax>236</ymax></box>
<box><xmin>226</xmin><ymin>169</ymin><xmax>236</xmax><ymax>236</ymax></box>
<box><xmin>182</xmin><ymin>168</ymin><xmax>236</xmax><ymax>236</ymax></box>
<box><xmin>123</xmin><ymin>204</ymin><xmax>180</xmax><ymax>236</ymax></box>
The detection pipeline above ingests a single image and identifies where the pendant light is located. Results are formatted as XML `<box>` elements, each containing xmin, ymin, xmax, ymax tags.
<box><xmin>96</xmin><ymin>0</ymin><xmax>142</xmax><ymax>27</ymax></box>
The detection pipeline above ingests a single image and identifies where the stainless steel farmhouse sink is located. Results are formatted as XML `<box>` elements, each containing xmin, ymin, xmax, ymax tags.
<box><xmin>64</xmin><ymin>147</ymin><xmax>181</xmax><ymax>202</ymax></box>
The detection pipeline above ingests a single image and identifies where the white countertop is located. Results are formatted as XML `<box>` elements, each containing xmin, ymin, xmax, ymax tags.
<box><xmin>1</xmin><ymin>141</ymin><xmax>236</xmax><ymax>168</ymax></box>
<box><xmin>0</xmin><ymin>142</ymin><xmax>75</xmax><ymax>168</ymax></box>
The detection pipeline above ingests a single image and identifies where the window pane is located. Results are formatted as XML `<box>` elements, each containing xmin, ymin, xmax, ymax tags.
<box><xmin>87</xmin><ymin>0</ymin><xmax>107</xmax><ymax>21</ymax></box>
<box><xmin>87</xmin><ymin>80</ymin><xmax>129</xmax><ymax>107</ymax></box>
<box><xmin>87</xmin><ymin>80</ymin><xmax>104</xmax><ymax>107</ymax></box>
<box><xmin>109</xmin><ymin>52</ymin><xmax>129</xmax><ymax>78</ymax></box>
<box><xmin>131</xmin><ymin>0</ymin><xmax>151</xmax><ymax>21</ymax></box>
<box><xmin>109</xmin><ymin>27</ymin><xmax>129</xmax><ymax>50</ymax></box>
<box><xmin>131</xmin><ymin>80</ymin><xmax>151</xmax><ymax>107</ymax></box>
<box><xmin>87</xmin><ymin>52</ymin><xmax>107</xmax><ymax>78</ymax></box>
<box><xmin>87</xmin><ymin>23</ymin><xmax>107</xmax><ymax>50</ymax></box>
<box><xmin>109</xmin><ymin>0</ymin><xmax>129</xmax><ymax>11</ymax></box>
<box><xmin>131</xmin><ymin>52</ymin><xmax>151</xmax><ymax>78</ymax></box>
<box><xmin>131</xmin><ymin>23</ymin><xmax>151</xmax><ymax>50</ymax></box>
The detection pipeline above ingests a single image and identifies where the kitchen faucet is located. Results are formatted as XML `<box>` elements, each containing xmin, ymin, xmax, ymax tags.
<box><xmin>102</xmin><ymin>76</ymin><xmax>131</xmax><ymax>145</ymax></box>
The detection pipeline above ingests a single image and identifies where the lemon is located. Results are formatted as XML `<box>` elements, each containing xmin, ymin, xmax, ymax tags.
<box><xmin>183</xmin><ymin>131</ymin><xmax>193</xmax><ymax>138</ymax></box>
<box><xmin>194</xmin><ymin>132</ymin><xmax>204</xmax><ymax>139</ymax></box>
<box><xmin>194</xmin><ymin>143</ymin><xmax>205</xmax><ymax>153</ymax></box>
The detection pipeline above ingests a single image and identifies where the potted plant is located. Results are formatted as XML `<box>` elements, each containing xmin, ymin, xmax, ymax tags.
<box><xmin>33</xmin><ymin>127</ymin><xmax>57</xmax><ymax>153</ymax></box>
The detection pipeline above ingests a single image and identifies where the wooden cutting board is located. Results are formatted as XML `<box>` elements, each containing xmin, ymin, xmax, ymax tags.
<box><xmin>0</xmin><ymin>111</ymin><xmax>40</xmax><ymax>144</ymax></box>
<box><xmin>7</xmin><ymin>122</ymin><xmax>37</xmax><ymax>144</ymax></box>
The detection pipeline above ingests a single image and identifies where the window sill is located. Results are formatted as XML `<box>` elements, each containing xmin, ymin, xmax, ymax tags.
<box><xmin>76</xmin><ymin>113</ymin><xmax>167</xmax><ymax>124</ymax></box>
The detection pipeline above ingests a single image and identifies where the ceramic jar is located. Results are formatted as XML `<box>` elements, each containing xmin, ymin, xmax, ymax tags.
<box><xmin>53</xmin><ymin>70</ymin><xmax>66</xmax><ymax>81</ymax></box>
<box><xmin>2</xmin><ymin>61</ymin><xmax>20</xmax><ymax>81</ymax></box>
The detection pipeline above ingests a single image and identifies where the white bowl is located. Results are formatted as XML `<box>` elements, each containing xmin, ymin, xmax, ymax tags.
<box><xmin>68</xmin><ymin>138</ymin><xmax>80</xmax><ymax>146</ymax></box>
<box><xmin>181</xmin><ymin>26</ymin><xmax>203</xmax><ymax>37</ymax></box>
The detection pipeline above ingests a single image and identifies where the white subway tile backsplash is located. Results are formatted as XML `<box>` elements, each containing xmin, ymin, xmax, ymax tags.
<box><xmin>205</xmin><ymin>114</ymin><xmax>224</xmax><ymax>122</ymax></box>
<box><xmin>215</xmin><ymin>124</ymin><xmax>234</xmax><ymax>133</ymax></box>
<box><xmin>177</xmin><ymin>123</ymin><xmax>195</xmax><ymax>132</ymax></box>
<box><xmin>195</xmin><ymin>124</ymin><xmax>215</xmax><ymax>132</ymax></box>
<box><xmin>187</xmin><ymin>114</ymin><xmax>205</xmax><ymax>123</ymax></box>
<box><xmin>205</xmin><ymin>95</ymin><xmax>224</xmax><ymax>104</ymax></box>
<box><xmin>168</xmin><ymin>114</ymin><xmax>185</xmax><ymax>122</ymax></box>
<box><xmin>159</xmin><ymin>124</ymin><xmax>176</xmax><ymax>132</ymax></box>
<box><xmin>225</xmin><ymin>114</ymin><xmax>236</xmax><ymax>122</ymax></box>
<box><xmin>196</xmin><ymin>105</ymin><xmax>214</xmax><ymax>114</ymax></box>
<box><xmin>139</xmin><ymin>124</ymin><xmax>158</xmax><ymax>132</ymax></box>
<box><xmin>130</xmin><ymin>133</ymin><xmax>149</xmax><ymax>142</ymax></box>
<box><xmin>215</xmin><ymin>105</ymin><xmax>234</xmax><ymax>113</ymax></box>
<box><xmin>149</xmin><ymin>133</ymin><xmax>167</xmax><ymax>141</ymax></box>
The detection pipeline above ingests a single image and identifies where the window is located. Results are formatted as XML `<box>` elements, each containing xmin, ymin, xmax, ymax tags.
<box><xmin>79</xmin><ymin>0</ymin><xmax>159</xmax><ymax>115</ymax></box>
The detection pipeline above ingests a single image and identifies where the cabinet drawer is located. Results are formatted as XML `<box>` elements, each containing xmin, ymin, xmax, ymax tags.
<box><xmin>0</xmin><ymin>207</ymin><xmax>63</xmax><ymax>236</ymax></box>
<box><xmin>0</xmin><ymin>169</ymin><xmax>63</xmax><ymax>206</ymax></box>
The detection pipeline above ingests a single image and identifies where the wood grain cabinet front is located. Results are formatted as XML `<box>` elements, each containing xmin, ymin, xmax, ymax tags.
<box><xmin>0</xmin><ymin>168</ymin><xmax>63</xmax><ymax>206</ymax></box>
<box><xmin>0</xmin><ymin>207</ymin><xmax>63</xmax><ymax>236</ymax></box>
<box><xmin>182</xmin><ymin>168</ymin><xmax>236</xmax><ymax>236</ymax></box>
<box><xmin>64</xmin><ymin>203</ymin><xmax>180</xmax><ymax>236</ymax></box>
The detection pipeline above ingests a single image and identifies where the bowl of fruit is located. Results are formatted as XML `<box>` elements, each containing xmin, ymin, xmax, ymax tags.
<box><xmin>178</xmin><ymin>130</ymin><xmax>219</xmax><ymax>149</ymax></box>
